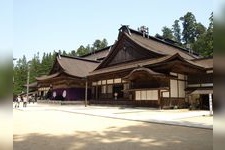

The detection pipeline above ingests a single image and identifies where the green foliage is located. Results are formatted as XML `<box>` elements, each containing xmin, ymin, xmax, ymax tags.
<box><xmin>180</xmin><ymin>12</ymin><xmax>197</xmax><ymax>45</ymax></box>
<box><xmin>161</xmin><ymin>26</ymin><xmax>174</xmax><ymax>40</ymax></box>
<box><xmin>172</xmin><ymin>20</ymin><xmax>182</xmax><ymax>43</ymax></box>
<box><xmin>13</xmin><ymin>55</ymin><xmax>28</xmax><ymax>95</ymax></box>
<box><xmin>76</xmin><ymin>38</ymin><xmax>108</xmax><ymax>56</ymax></box>
<box><xmin>13</xmin><ymin>52</ymin><xmax>55</xmax><ymax>95</ymax></box>
<box><xmin>101</xmin><ymin>38</ymin><xmax>108</xmax><ymax>49</ymax></box>
<box><xmin>92</xmin><ymin>38</ymin><xmax>108</xmax><ymax>52</ymax></box>
<box><xmin>159</xmin><ymin>11</ymin><xmax>213</xmax><ymax>57</ymax></box>
<box><xmin>192</xmin><ymin>13</ymin><xmax>213</xmax><ymax>57</ymax></box>
<box><xmin>195</xmin><ymin>23</ymin><xmax>206</xmax><ymax>38</ymax></box>
<box><xmin>76</xmin><ymin>45</ymin><xmax>90</xmax><ymax>56</ymax></box>
<box><xmin>85</xmin><ymin>44</ymin><xmax>92</xmax><ymax>53</ymax></box>
<box><xmin>92</xmin><ymin>39</ymin><xmax>102</xmax><ymax>51</ymax></box>
<box><xmin>69</xmin><ymin>50</ymin><xmax>77</xmax><ymax>57</ymax></box>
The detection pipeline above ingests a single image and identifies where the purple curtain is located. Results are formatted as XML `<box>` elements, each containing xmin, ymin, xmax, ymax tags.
<box><xmin>51</xmin><ymin>88</ymin><xmax>91</xmax><ymax>101</ymax></box>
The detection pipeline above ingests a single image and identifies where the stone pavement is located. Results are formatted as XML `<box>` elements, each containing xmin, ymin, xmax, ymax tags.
<box><xmin>14</xmin><ymin>103</ymin><xmax>213</xmax><ymax>129</ymax></box>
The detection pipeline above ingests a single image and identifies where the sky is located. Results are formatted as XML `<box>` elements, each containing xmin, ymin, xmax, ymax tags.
<box><xmin>1</xmin><ymin>0</ymin><xmax>213</xmax><ymax>61</ymax></box>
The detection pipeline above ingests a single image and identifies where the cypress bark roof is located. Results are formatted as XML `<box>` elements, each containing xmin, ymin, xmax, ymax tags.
<box><xmin>94</xmin><ymin>26</ymin><xmax>200</xmax><ymax>71</ymax></box>
<box><xmin>36</xmin><ymin>54</ymin><xmax>100</xmax><ymax>81</ymax></box>
<box><xmin>89</xmin><ymin>53</ymin><xmax>205</xmax><ymax>75</ymax></box>
<box><xmin>56</xmin><ymin>54</ymin><xmax>100</xmax><ymax>77</ymax></box>
<box><xmin>81</xmin><ymin>45</ymin><xmax>112</xmax><ymax>61</ymax></box>
<box><xmin>192</xmin><ymin>58</ymin><xmax>213</xmax><ymax>69</ymax></box>
<box><xmin>127</xmin><ymin>31</ymin><xmax>198</xmax><ymax>59</ymax></box>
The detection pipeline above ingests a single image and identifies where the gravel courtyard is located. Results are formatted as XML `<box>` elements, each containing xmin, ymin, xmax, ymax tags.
<box><xmin>13</xmin><ymin>104</ymin><xmax>212</xmax><ymax>150</ymax></box>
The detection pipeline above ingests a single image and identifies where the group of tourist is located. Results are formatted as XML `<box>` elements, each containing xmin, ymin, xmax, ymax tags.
<box><xmin>14</xmin><ymin>95</ymin><xmax>33</xmax><ymax>108</ymax></box>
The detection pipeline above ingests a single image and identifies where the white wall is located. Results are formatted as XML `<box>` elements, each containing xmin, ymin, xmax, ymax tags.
<box><xmin>135</xmin><ymin>90</ymin><xmax>158</xmax><ymax>100</ymax></box>
<box><xmin>170</xmin><ymin>79</ymin><xmax>178</xmax><ymax>97</ymax></box>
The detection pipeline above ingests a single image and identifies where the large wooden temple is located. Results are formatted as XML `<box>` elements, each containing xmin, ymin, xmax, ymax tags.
<box><xmin>35</xmin><ymin>25</ymin><xmax>213</xmax><ymax>109</ymax></box>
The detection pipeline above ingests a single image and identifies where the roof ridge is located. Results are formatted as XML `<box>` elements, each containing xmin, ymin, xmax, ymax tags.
<box><xmin>80</xmin><ymin>45</ymin><xmax>113</xmax><ymax>57</ymax></box>
<box><xmin>126</xmin><ymin>27</ymin><xmax>199</xmax><ymax>57</ymax></box>
<box><xmin>56</xmin><ymin>53</ymin><xmax>100</xmax><ymax>63</ymax></box>
<box><xmin>192</xmin><ymin>57</ymin><xmax>213</xmax><ymax>61</ymax></box>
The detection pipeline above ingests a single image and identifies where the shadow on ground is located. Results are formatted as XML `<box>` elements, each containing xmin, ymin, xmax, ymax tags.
<box><xmin>14</xmin><ymin>123</ymin><xmax>212</xmax><ymax>150</ymax></box>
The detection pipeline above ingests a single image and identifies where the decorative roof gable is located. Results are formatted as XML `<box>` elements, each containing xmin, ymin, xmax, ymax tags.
<box><xmin>40</xmin><ymin>53</ymin><xmax>100</xmax><ymax>80</ymax></box>
<box><xmin>95</xmin><ymin>25</ymin><xmax>199</xmax><ymax>71</ymax></box>
<box><xmin>96</xmin><ymin>32</ymin><xmax>164</xmax><ymax>70</ymax></box>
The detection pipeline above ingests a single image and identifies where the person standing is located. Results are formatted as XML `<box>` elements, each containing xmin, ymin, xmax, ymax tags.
<box><xmin>23</xmin><ymin>96</ymin><xmax>28</xmax><ymax>107</ymax></box>
<box><xmin>16</xmin><ymin>96</ymin><xmax>21</xmax><ymax>108</ymax></box>
<box><xmin>14</xmin><ymin>96</ymin><xmax>18</xmax><ymax>108</ymax></box>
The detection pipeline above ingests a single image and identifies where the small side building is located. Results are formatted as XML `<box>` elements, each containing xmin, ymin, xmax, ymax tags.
<box><xmin>186</xmin><ymin>58</ymin><xmax>213</xmax><ymax>110</ymax></box>
<box><xmin>36</xmin><ymin>54</ymin><xmax>100</xmax><ymax>101</ymax></box>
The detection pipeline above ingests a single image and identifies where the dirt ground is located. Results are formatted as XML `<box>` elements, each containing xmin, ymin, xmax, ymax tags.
<box><xmin>13</xmin><ymin>106</ymin><xmax>212</xmax><ymax>150</ymax></box>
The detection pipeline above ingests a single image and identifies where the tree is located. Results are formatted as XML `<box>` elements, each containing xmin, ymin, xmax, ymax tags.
<box><xmin>208</xmin><ymin>12</ymin><xmax>213</xmax><ymax>30</ymax></box>
<box><xmin>195</xmin><ymin>23</ymin><xmax>206</xmax><ymax>39</ymax></box>
<box><xmin>180</xmin><ymin>12</ymin><xmax>197</xmax><ymax>45</ymax></box>
<box><xmin>101</xmin><ymin>38</ymin><xmax>108</xmax><ymax>49</ymax></box>
<box><xmin>92</xmin><ymin>38</ymin><xmax>108</xmax><ymax>51</ymax></box>
<box><xmin>192</xmin><ymin>12</ymin><xmax>213</xmax><ymax>57</ymax></box>
<box><xmin>75</xmin><ymin>38</ymin><xmax>108</xmax><ymax>56</ymax></box>
<box><xmin>161</xmin><ymin>26</ymin><xmax>174</xmax><ymax>40</ymax></box>
<box><xmin>69</xmin><ymin>50</ymin><xmax>77</xmax><ymax>57</ymax></box>
<box><xmin>13</xmin><ymin>55</ymin><xmax>28</xmax><ymax>95</ymax></box>
<box><xmin>205</xmin><ymin>12</ymin><xmax>213</xmax><ymax>56</ymax></box>
<box><xmin>39</xmin><ymin>52</ymin><xmax>54</xmax><ymax>75</ymax></box>
<box><xmin>29</xmin><ymin>53</ymin><xmax>41</xmax><ymax>83</ymax></box>
<box><xmin>192</xmin><ymin>33</ymin><xmax>207</xmax><ymax>56</ymax></box>
<box><xmin>172</xmin><ymin>20</ymin><xmax>182</xmax><ymax>43</ymax></box>
<box><xmin>62</xmin><ymin>50</ymin><xmax>67</xmax><ymax>55</ymax></box>
<box><xmin>76</xmin><ymin>45</ymin><xmax>90</xmax><ymax>56</ymax></box>
<box><xmin>92</xmin><ymin>39</ymin><xmax>102</xmax><ymax>51</ymax></box>
<box><xmin>86</xmin><ymin>44</ymin><xmax>92</xmax><ymax>53</ymax></box>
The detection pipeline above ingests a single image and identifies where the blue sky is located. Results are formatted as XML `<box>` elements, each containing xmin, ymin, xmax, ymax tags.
<box><xmin>6</xmin><ymin>0</ymin><xmax>213</xmax><ymax>60</ymax></box>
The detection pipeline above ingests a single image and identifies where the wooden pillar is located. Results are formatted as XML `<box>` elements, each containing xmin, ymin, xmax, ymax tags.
<box><xmin>96</xmin><ymin>86</ymin><xmax>98</xmax><ymax>100</ymax></box>
<box><xmin>26</xmin><ymin>67</ymin><xmax>30</xmax><ymax>102</ymax></box>
<box><xmin>158</xmin><ymin>90</ymin><xmax>161</xmax><ymax>109</ymax></box>
<box><xmin>209</xmin><ymin>93</ymin><xmax>213</xmax><ymax>115</ymax></box>
<box><xmin>85</xmin><ymin>78</ymin><xmax>88</xmax><ymax>107</ymax></box>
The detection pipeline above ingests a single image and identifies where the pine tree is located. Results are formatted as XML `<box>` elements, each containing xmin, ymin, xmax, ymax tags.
<box><xmin>172</xmin><ymin>20</ymin><xmax>182</xmax><ymax>43</ymax></box>
<box><xmin>180</xmin><ymin>12</ymin><xmax>197</xmax><ymax>45</ymax></box>
<box><xmin>13</xmin><ymin>55</ymin><xmax>28</xmax><ymax>95</ymax></box>
<box><xmin>161</xmin><ymin>26</ymin><xmax>174</xmax><ymax>40</ymax></box>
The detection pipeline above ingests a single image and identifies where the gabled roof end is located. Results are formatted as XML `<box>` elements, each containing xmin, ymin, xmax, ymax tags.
<box><xmin>119</xmin><ymin>25</ymin><xmax>131</xmax><ymax>36</ymax></box>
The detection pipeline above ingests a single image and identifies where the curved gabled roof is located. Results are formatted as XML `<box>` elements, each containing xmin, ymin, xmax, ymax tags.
<box><xmin>56</xmin><ymin>54</ymin><xmax>100</xmax><ymax>77</ymax></box>
<box><xmin>123</xmin><ymin>67</ymin><xmax>166</xmax><ymax>81</ymax></box>
<box><xmin>94</xmin><ymin>26</ymin><xmax>200</xmax><ymax>71</ymax></box>
<box><xmin>36</xmin><ymin>54</ymin><xmax>100</xmax><ymax>81</ymax></box>
<box><xmin>126</xmin><ymin>30</ymin><xmax>199</xmax><ymax>60</ymax></box>
<box><xmin>89</xmin><ymin>53</ymin><xmax>205</xmax><ymax>76</ymax></box>
<box><xmin>36</xmin><ymin>72</ymin><xmax>60</xmax><ymax>81</ymax></box>
<box><xmin>192</xmin><ymin>58</ymin><xmax>213</xmax><ymax>69</ymax></box>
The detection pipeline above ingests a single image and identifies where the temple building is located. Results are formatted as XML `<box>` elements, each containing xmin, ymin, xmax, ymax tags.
<box><xmin>88</xmin><ymin>25</ymin><xmax>213</xmax><ymax>109</ymax></box>
<box><xmin>36</xmin><ymin>25</ymin><xmax>213</xmax><ymax>110</ymax></box>
<box><xmin>36</xmin><ymin>54</ymin><xmax>100</xmax><ymax>100</ymax></box>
